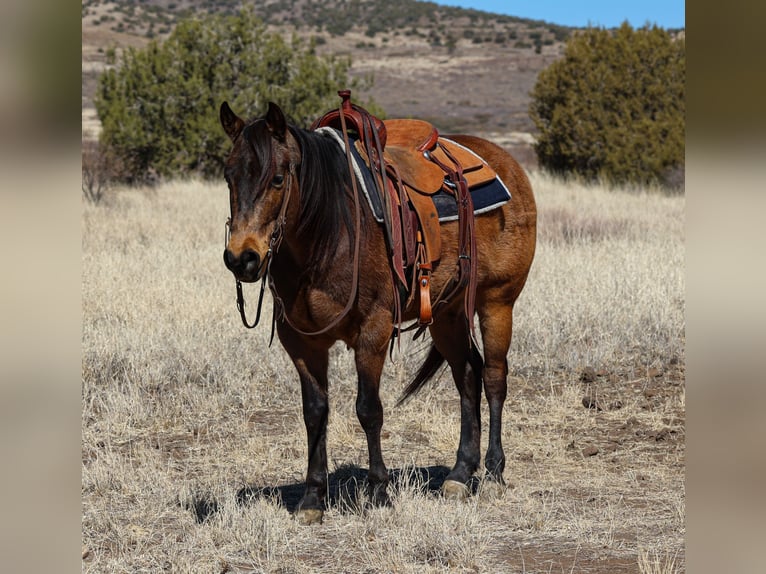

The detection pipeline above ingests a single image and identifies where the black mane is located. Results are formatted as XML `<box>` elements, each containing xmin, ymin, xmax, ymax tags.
<box><xmin>289</xmin><ymin>126</ymin><xmax>356</xmax><ymax>270</ymax></box>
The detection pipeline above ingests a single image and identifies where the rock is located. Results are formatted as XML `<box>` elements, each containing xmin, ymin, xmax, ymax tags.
<box><xmin>582</xmin><ymin>445</ymin><xmax>599</xmax><ymax>457</ymax></box>
<box><xmin>580</xmin><ymin>367</ymin><xmax>597</xmax><ymax>383</ymax></box>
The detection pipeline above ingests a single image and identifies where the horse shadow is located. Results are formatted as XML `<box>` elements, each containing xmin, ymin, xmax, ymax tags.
<box><xmin>186</xmin><ymin>465</ymin><xmax>482</xmax><ymax>523</ymax></box>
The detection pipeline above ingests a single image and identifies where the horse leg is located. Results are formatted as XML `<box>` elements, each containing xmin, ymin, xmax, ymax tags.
<box><xmin>430</xmin><ymin>312</ymin><xmax>484</xmax><ymax>498</ymax></box>
<box><xmin>354</xmin><ymin>345</ymin><xmax>390</xmax><ymax>507</ymax></box>
<box><xmin>477</xmin><ymin>297</ymin><xmax>515</xmax><ymax>486</ymax></box>
<box><xmin>296</xmin><ymin>348</ymin><xmax>330</xmax><ymax>524</ymax></box>
<box><xmin>280</xmin><ymin>329</ymin><xmax>331</xmax><ymax>525</ymax></box>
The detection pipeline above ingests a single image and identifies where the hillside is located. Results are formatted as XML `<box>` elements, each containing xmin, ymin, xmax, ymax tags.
<box><xmin>82</xmin><ymin>0</ymin><xmax>574</xmax><ymax>165</ymax></box>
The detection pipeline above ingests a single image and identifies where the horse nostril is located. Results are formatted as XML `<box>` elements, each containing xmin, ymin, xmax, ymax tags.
<box><xmin>223</xmin><ymin>248</ymin><xmax>261</xmax><ymax>278</ymax></box>
<box><xmin>223</xmin><ymin>248</ymin><xmax>236</xmax><ymax>271</ymax></box>
<box><xmin>240</xmin><ymin>249</ymin><xmax>260</xmax><ymax>275</ymax></box>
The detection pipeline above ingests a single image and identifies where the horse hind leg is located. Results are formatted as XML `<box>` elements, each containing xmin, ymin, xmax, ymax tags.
<box><xmin>477</xmin><ymin>296</ymin><xmax>515</xmax><ymax>487</ymax></box>
<box><xmin>429</xmin><ymin>311</ymin><xmax>484</xmax><ymax>498</ymax></box>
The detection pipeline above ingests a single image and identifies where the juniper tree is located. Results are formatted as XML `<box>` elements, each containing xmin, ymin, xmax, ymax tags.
<box><xmin>96</xmin><ymin>8</ymin><xmax>375</xmax><ymax>183</ymax></box>
<box><xmin>530</xmin><ymin>23</ymin><xmax>685</xmax><ymax>187</ymax></box>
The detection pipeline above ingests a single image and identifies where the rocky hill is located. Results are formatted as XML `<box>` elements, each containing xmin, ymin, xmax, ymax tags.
<box><xmin>82</xmin><ymin>0</ymin><xmax>575</xmax><ymax>165</ymax></box>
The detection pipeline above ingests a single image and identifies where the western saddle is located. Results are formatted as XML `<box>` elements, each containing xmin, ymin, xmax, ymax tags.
<box><xmin>311</xmin><ymin>91</ymin><xmax>497</xmax><ymax>341</ymax></box>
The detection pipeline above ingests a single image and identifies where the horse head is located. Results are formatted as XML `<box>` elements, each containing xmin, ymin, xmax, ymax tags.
<box><xmin>220</xmin><ymin>101</ymin><xmax>300</xmax><ymax>282</ymax></box>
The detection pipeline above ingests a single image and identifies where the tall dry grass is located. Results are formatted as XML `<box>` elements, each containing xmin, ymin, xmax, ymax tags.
<box><xmin>82</xmin><ymin>173</ymin><xmax>684</xmax><ymax>572</ymax></box>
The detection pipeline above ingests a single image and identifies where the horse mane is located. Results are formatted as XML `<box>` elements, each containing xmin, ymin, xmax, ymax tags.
<box><xmin>289</xmin><ymin>126</ymin><xmax>355</xmax><ymax>271</ymax></box>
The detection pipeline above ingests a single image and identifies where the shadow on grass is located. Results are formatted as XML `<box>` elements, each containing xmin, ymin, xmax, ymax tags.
<box><xmin>186</xmin><ymin>465</ymin><xmax>482</xmax><ymax>523</ymax></box>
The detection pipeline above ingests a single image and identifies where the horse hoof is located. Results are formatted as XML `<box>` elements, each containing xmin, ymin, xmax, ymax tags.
<box><xmin>295</xmin><ymin>508</ymin><xmax>324</xmax><ymax>525</ymax></box>
<box><xmin>479</xmin><ymin>480</ymin><xmax>508</xmax><ymax>499</ymax></box>
<box><xmin>442</xmin><ymin>479</ymin><xmax>470</xmax><ymax>500</ymax></box>
<box><xmin>369</xmin><ymin>491</ymin><xmax>391</xmax><ymax>509</ymax></box>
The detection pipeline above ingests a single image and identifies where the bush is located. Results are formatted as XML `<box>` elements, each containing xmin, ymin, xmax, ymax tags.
<box><xmin>95</xmin><ymin>8</ymin><xmax>372</xmax><ymax>184</ymax></box>
<box><xmin>529</xmin><ymin>23</ymin><xmax>685</xmax><ymax>187</ymax></box>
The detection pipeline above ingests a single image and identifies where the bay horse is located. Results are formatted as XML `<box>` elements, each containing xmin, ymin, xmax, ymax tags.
<box><xmin>220</xmin><ymin>100</ymin><xmax>536</xmax><ymax>525</ymax></box>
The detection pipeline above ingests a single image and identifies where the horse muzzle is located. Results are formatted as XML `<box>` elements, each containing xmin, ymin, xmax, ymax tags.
<box><xmin>223</xmin><ymin>247</ymin><xmax>264</xmax><ymax>282</ymax></box>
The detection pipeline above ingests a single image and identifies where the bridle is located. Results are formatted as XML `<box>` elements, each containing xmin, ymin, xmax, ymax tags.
<box><xmin>225</xmin><ymin>161</ymin><xmax>293</xmax><ymax>332</ymax></box>
<box><xmin>227</xmin><ymin>108</ymin><xmax>363</xmax><ymax>339</ymax></box>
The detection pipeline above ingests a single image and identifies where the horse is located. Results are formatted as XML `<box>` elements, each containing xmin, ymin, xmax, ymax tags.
<box><xmin>220</xmin><ymin>100</ymin><xmax>536</xmax><ymax>525</ymax></box>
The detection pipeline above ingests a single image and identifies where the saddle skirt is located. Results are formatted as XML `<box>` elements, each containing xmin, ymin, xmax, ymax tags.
<box><xmin>316</xmin><ymin>125</ymin><xmax>511</xmax><ymax>259</ymax></box>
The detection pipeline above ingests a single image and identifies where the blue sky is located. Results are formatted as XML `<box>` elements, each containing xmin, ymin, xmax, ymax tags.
<box><xmin>431</xmin><ymin>1</ymin><xmax>685</xmax><ymax>29</ymax></box>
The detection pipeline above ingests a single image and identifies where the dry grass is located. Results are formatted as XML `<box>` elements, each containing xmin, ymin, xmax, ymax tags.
<box><xmin>82</xmin><ymin>173</ymin><xmax>684</xmax><ymax>572</ymax></box>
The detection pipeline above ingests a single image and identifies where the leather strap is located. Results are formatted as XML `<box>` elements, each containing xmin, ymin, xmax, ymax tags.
<box><xmin>416</xmin><ymin>233</ymin><xmax>433</xmax><ymax>325</ymax></box>
<box><xmin>235</xmin><ymin>103</ymin><xmax>364</xmax><ymax>338</ymax></box>
<box><xmin>233</xmin><ymin>164</ymin><xmax>294</xmax><ymax>331</ymax></box>
<box><xmin>424</xmin><ymin>141</ymin><xmax>478</xmax><ymax>343</ymax></box>
<box><xmin>269</xmin><ymin>102</ymin><xmax>363</xmax><ymax>337</ymax></box>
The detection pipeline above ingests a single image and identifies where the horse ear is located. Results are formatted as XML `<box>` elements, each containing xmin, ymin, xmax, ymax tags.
<box><xmin>220</xmin><ymin>101</ymin><xmax>244</xmax><ymax>142</ymax></box>
<box><xmin>265</xmin><ymin>102</ymin><xmax>287</xmax><ymax>141</ymax></box>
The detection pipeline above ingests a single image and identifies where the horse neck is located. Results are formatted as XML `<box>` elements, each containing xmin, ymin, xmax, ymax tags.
<box><xmin>272</xmin><ymin>128</ymin><xmax>358</xmax><ymax>286</ymax></box>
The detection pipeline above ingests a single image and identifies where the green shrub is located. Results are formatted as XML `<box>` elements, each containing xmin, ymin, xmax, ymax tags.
<box><xmin>529</xmin><ymin>23</ymin><xmax>685</xmax><ymax>187</ymax></box>
<box><xmin>95</xmin><ymin>8</ymin><xmax>372</xmax><ymax>183</ymax></box>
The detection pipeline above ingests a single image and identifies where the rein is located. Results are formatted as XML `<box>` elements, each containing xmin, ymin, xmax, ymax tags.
<box><xmin>230</xmin><ymin>106</ymin><xmax>363</xmax><ymax>338</ymax></box>
<box><xmin>228</xmin><ymin>162</ymin><xmax>292</xmax><ymax>332</ymax></box>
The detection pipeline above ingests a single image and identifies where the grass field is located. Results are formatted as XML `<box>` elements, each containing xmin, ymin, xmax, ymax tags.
<box><xmin>82</xmin><ymin>172</ymin><xmax>684</xmax><ymax>572</ymax></box>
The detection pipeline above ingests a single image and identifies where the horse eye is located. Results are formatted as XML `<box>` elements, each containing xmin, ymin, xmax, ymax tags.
<box><xmin>271</xmin><ymin>174</ymin><xmax>285</xmax><ymax>188</ymax></box>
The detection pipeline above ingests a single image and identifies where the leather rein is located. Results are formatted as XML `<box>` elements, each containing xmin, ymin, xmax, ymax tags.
<box><xmin>229</xmin><ymin>106</ymin><xmax>363</xmax><ymax>339</ymax></box>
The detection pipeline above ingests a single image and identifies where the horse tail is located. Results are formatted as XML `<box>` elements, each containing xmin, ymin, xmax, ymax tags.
<box><xmin>396</xmin><ymin>340</ymin><xmax>485</xmax><ymax>407</ymax></box>
<box><xmin>396</xmin><ymin>344</ymin><xmax>445</xmax><ymax>406</ymax></box>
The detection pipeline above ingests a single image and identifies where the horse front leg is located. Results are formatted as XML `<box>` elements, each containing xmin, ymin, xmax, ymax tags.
<box><xmin>280</xmin><ymin>328</ymin><xmax>331</xmax><ymax>525</ymax></box>
<box><xmin>297</xmin><ymin>357</ymin><xmax>330</xmax><ymax>525</ymax></box>
<box><xmin>354</xmin><ymin>344</ymin><xmax>390</xmax><ymax>507</ymax></box>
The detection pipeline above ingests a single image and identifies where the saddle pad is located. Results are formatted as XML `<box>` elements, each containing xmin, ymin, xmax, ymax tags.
<box><xmin>428</xmin><ymin>137</ymin><xmax>512</xmax><ymax>221</ymax></box>
<box><xmin>432</xmin><ymin>177</ymin><xmax>512</xmax><ymax>222</ymax></box>
<box><xmin>315</xmin><ymin>127</ymin><xmax>385</xmax><ymax>223</ymax></box>
<box><xmin>315</xmin><ymin>127</ymin><xmax>512</xmax><ymax>223</ymax></box>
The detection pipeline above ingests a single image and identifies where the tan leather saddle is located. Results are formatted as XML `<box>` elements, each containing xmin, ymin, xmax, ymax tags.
<box><xmin>381</xmin><ymin>119</ymin><xmax>497</xmax><ymax>265</ymax></box>
<box><xmin>312</xmin><ymin>91</ymin><xmax>494</xmax><ymax>338</ymax></box>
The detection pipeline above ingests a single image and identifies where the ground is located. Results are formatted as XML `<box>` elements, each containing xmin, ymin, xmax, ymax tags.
<box><xmin>81</xmin><ymin>175</ymin><xmax>685</xmax><ymax>572</ymax></box>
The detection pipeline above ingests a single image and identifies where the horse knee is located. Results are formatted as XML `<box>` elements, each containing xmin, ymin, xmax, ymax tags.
<box><xmin>483</xmin><ymin>365</ymin><xmax>508</xmax><ymax>399</ymax></box>
<box><xmin>355</xmin><ymin>393</ymin><xmax>382</xmax><ymax>431</ymax></box>
<box><xmin>302</xmin><ymin>396</ymin><xmax>328</xmax><ymax>430</ymax></box>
